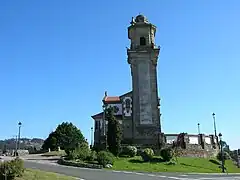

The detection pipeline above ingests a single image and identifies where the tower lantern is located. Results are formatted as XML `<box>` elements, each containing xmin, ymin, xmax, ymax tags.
<box><xmin>128</xmin><ymin>15</ymin><xmax>157</xmax><ymax>51</ymax></box>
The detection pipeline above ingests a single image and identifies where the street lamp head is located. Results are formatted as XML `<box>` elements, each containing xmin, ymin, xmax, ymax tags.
<box><xmin>91</xmin><ymin>127</ymin><xmax>93</xmax><ymax>130</ymax></box>
<box><xmin>219</xmin><ymin>133</ymin><xmax>222</xmax><ymax>137</ymax></box>
<box><xmin>18</xmin><ymin>122</ymin><xmax>22</xmax><ymax>126</ymax></box>
<box><xmin>212</xmin><ymin>113</ymin><xmax>215</xmax><ymax>117</ymax></box>
<box><xmin>197</xmin><ymin>123</ymin><xmax>200</xmax><ymax>126</ymax></box>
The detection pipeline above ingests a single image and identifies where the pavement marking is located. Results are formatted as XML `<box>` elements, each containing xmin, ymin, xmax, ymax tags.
<box><xmin>165</xmin><ymin>177</ymin><xmax>195</xmax><ymax>180</ymax></box>
<box><xmin>147</xmin><ymin>174</ymin><xmax>156</xmax><ymax>177</ymax></box>
<box><xmin>157</xmin><ymin>175</ymin><xmax>169</xmax><ymax>178</ymax></box>
<box><xmin>165</xmin><ymin>177</ymin><xmax>183</xmax><ymax>179</ymax></box>
<box><xmin>112</xmin><ymin>170</ymin><xmax>122</xmax><ymax>173</ymax></box>
<box><xmin>122</xmin><ymin>171</ymin><xmax>133</xmax><ymax>174</ymax></box>
<box><xmin>134</xmin><ymin>172</ymin><xmax>144</xmax><ymax>175</ymax></box>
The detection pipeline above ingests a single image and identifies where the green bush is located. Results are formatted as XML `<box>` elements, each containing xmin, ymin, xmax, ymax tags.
<box><xmin>67</xmin><ymin>150</ymin><xmax>78</xmax><ymax>160</ymax></box>
<box><xmin>137</xmin><ymin>149</ymin><xmax>143</xmax><ymax>156</ymax></box>
<box><xmin>216</xmin><ymin>151</ymin><xmax>231</xmax><ymax>161</ymax></box>
<box><xmin>160</xmin><ymin>148</ymin><xmax>173</xmax><ymax>162</ymax></box>
<box><xmin>97</xmin><ymin>151</ymin><xmax>115</xmax><ymax>167</ymax></box>
<box><xmin>67</xmin><ymin>142</ymin><xmax>90</xmax><ymax>161</ymax></box>
<box><xmin>0</xmin><ymin>157</ymin><xmax>25</xmax><ymax>180</ymax></box>
<box><xmin>140</xmin><ymin>148</ymin><xmax>154</xmax><ymax>162</ymax></box>
<box><xmin>58</xmin><ymin>158</ymin><xmax>103</xmax><ymax>169</ymax></box>
<box><xmin>86</xmin><ymin>150</ymin><xmax>97</xmax><ymax>162</ymax></box>
<box><xmin>122</xmin><ymin>146</ymin><xmax>137</xmax><ymax>157</ymax></box>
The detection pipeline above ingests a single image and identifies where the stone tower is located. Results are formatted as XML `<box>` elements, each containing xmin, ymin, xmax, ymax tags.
<box><xmin>127</xmin><ymin>15</ymin><xmax>161</xmax><ymax>145</ymax></box>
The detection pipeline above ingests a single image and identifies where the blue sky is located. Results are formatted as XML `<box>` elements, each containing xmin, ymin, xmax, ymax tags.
<box><xmin>0</xmin><ymin>1</ymin><xmax>239</xmax><ymax>149</ymax></box>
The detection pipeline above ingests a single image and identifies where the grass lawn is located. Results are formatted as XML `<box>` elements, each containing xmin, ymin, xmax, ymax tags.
<box><xmin>112</xmin><ymin>156</ymin><xmax>240</xmax><ymax>173</ymax></box>
<box><xmin>16</xmin><ymin>169</ymin><xmax>76</xmax><ymax>180</ymax></box>
<box><xmin>41</xmin><ymin>150</ymin><xmax>66</xmax><ymax>157</ymax></box>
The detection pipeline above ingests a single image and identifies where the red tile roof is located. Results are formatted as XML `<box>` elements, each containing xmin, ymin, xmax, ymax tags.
<box><xmin>103</xmin><ymin>96</ymin><xmax>120</xmax><ymax>102</ymax></box>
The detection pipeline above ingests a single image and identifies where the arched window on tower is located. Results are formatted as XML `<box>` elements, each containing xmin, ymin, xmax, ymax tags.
<box><xmin>140</xmin><ymin>37</ymin><xmax>146</xmax><ymax>46</ymax></box>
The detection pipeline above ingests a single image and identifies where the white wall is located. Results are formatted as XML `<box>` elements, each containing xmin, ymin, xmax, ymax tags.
<box><xmin>166</xmin><ymin>136</ymin><xmax>177</xmax><ymax>144</ymax></box>
<box><xmin>189</xmin><ymin>136</ymin><xmax>199</xmax><ymax>144</ymax></box>
<box><xmin>205</xmin><ymin>137</ymin><xmax>211</xmax><ymax>144</ymax></box>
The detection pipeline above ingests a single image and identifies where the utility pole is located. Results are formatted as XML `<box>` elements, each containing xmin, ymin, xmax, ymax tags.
<box><xmin>197</xmin><ymin>123</ymin><xmax>200</xmax><ymax>134</ymax></box>
<box><xmin>91</xmin><ymin>127</ymin><xmax>93</xmax><ymax>147</ymax></box>
<box><xmin>212</xmin><ymin>113</ymin><xmax>217</xmax><ymax>137</ymax></box>
<box><xmin>15</xmin><ymin>135</ymin><xmax>18</xmax><ymax>156</ymax></box>
<box><xmin>18</xmin><ymin>122</ymin><xmax>22</xmax><ymax>150</ymax></box>
<box><xmin>219</xmin><ymin>133</ymin><xmax>225</xmax><ymax>173</ymax></box>
<box><xmin>102</xmin><ymin>104</ymin><xmax>107</xmax><ymax>150</ymax></box>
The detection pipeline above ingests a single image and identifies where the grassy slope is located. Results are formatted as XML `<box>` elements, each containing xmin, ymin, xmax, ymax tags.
<box><xmin>16</xmin><ymin>169</ymin><xmax>76</xmax><ymax>180</ymax></box>
<box><xmin>112</xmin><ymin>156</ymin><xmax>240</xmax><ymax>173</ymax></box>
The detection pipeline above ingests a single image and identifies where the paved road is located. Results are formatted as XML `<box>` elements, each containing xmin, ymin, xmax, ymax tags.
<box><xmin>24</xmin><ymin>160</ymin><xmax>240</xmax><ymax>180</ymax></box>
<box><xmin>2</xmin><ymin>156</ymin><xmax>240</xmax><ymax>180</ymax></box>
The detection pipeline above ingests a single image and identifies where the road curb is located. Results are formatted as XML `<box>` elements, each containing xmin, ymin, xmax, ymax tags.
<box><xmin>186</xmin><ymin>172</ymin><xmax>240</xmax><ymax>175</ymax></box>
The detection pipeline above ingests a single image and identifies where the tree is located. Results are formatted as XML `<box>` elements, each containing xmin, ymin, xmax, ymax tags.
<box><xmin>106</xmin><ymin>107</ymin><xmax>122</xmax><ymax>156</ymax></box>
<box><xmin>42</xmin><ymin>122</ymin><xmax>85</xmax><ymax>152</ymax></box>
<box><xmin>42</xmin><ymin>132</ymin><xmax>57</xmax><ymax>151</ymax></box>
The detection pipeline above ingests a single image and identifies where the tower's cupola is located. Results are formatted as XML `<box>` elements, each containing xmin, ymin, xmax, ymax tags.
<box><xmin>128</xmin><ymin>14</ymin><xmax>157</xmax><ymax>50</ymax></box>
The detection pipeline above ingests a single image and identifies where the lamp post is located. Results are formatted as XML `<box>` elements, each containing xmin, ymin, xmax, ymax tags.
<box><xmin>15</xmin><ymin>135</ymin><xmax>18</xmax><ymax>156</ymax></box>
<box><xmin>197</xmin><ymin>123</ymin><xmax>200</xmax><ymax>134</ymax></box>
<box><xmin>91</xmin><ymin>127</ymin><xmax>93</xmax><ymax>147</ymax></box>
<box><xmin>102</xmin><ymin>104</ymin><xmax>106</xmax><ymax>136</ymax></box>
<box><xmin>219</xmin><ymin>133</ymin><xmax>225</xmax><ymax>173</ymax></box>
<box><xmin>102</xmin><ymin>104</ymin><xmax>107</xmax><ymax>150</ymax></box>
<box><xmin>18</xmin><ymin>122</ymin><xmax>22</xmax><ymax>150</ymax></box>
<box><xmin>212</xmin><ymin>113</ymin><xmax>217</xmax><ymax>137</ymax></box>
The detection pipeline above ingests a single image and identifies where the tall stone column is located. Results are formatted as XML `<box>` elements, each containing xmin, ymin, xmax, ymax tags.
<box><xmin>127</xmin><ymin>15</ymin><xmax>161</xmax><ymax>145</ymax></box>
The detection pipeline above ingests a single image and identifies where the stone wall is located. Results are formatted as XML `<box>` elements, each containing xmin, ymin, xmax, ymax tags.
<box><xmin>161</xmin><ymin>133</ymin><xmax>219</xmax><ymax>158</ymax></box>
<box><xmin>10</xmin><ymin>149</ymin><xmax>29</xmax><ymax>156</ymax></box>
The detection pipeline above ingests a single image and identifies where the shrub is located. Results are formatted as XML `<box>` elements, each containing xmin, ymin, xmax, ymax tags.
<box><xmin>67</xmin><ymin>150</ymin><xmax>78</xmax><ymax>160</ymax></box>
<box><xmin>67</xmin><ymin>142</ymin><xmax>90</xmax><ymax>161</ymax></box>
<box><xmin>97</xmin><ymin>151</ymin><xmax>115</xmax><ymax>167</ymax></box>
<box><xmin>86</xmin><ymin>150</ymin><xmax>97</xmax><ymax>162</ymax></box>
<box><xmin>0</xmin><ymin>157</ymin><xmax>25</xmax><ymax>180</ymax></box>
<box><xmin>10</xmin><ymin>157</ymin><xmax>24</xmax><ymax>177</ymax></box>
<box><xmin>121</xmin><ymin>146</ymin><xmax>137</xmax><ymax>157</ymax></box>
<box><xmin>216</xmin><ymin>151</ymin><xmax>231</xmax><ymax>161</ymax></box>
<box><xmin>160</xmin><ymin>148</ymin><xmax>173</xmax><ymax>162</ymax></box>
<box><xmin>58</xmin><ymin>158</ymin><xmax>103</xmax><ymax>169</ymax></box>
<box><xmin>137</xmin><ymin>149</ymin><xmax>143</xmax><ymax>156</ymax></box>
<box><xmin>140</xmin><ymin>148</ymin><xmax>154</xmax><ymax>162</ymax></box>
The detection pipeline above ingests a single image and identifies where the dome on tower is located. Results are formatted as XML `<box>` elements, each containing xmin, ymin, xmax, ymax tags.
<box><xmin>135</xmin><ymin>14</ymin><xmax>148</xmax><ymax>23</ymax></box>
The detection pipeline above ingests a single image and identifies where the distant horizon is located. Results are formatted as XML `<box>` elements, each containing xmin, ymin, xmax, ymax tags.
<box><xmin>0</xmin><ymin>136</ymin><xmax>45</xmax><ymax>141</ymax></box>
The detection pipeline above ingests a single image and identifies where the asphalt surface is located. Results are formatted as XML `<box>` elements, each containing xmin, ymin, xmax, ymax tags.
<box><xmin>2</xmin><ymin>156</ymin><xmax>240</xmax><ymax>179</ymax></box>
<box><xmin>24</xmin><ymin>160</ymin><xmax>240</xmax><ymax>180</ymax></box>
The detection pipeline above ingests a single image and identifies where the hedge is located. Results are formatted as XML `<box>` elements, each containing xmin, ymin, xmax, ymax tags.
<box><xmin>57</xmin><ymin>158</ymin><xmax>103</xmax><ymax>169</ymax></box>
